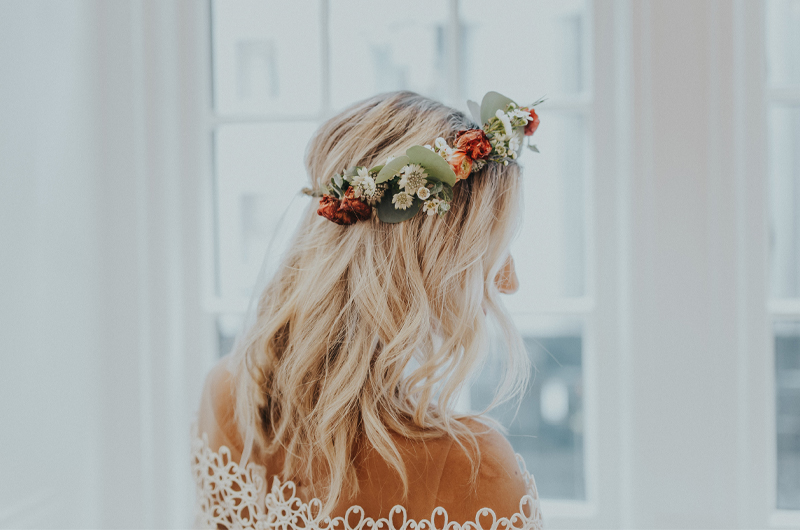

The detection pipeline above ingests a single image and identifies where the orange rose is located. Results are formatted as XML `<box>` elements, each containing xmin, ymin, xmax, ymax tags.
<box><xmin>317</xmin><ymin>188</ymin><xmax>372</xmax><ymax>225</ymax></box>
<box><xmin>447</xmin><ymin>149</ymin><xmax>473</xmax><ymax>181</ymax></box>
<box><xmin>455</xmin><ymin>128</ymin><xmax>492</xmax><ymax>160</ymax></box>
<box><xmin>340</xmin><ymin>187</ymin><xmax>372</xmax><ymax>221</ymax></box>
<box><xmin>523</xmin><ymin>107</ymin><xmax>540</xmax><ymax>136</ymax></box>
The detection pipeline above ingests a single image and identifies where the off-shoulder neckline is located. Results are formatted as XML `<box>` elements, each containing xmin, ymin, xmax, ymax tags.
<box><xmin>191</xmin><ymin>431</ymin><xmax>543</xmax><ymax>530</ymax></box>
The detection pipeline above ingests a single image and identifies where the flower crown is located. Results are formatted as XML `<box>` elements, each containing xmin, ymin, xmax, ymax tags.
<box><xmin>304</xmin><ymin>91</ymin><xmax>542</xmax><ymax>225</ymax></box>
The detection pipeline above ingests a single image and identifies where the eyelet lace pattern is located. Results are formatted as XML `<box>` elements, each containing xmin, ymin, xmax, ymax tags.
<box><xmin>191</xmin><ymin>432</ymin><xmax>543</xmax><ymax>530</ymax></box>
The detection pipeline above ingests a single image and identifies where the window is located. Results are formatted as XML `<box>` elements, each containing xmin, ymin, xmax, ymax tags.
<box><xmin>767</xmin><ymin>0</ymin><xmax>800</xmax><ymax>511</ymax></box>
<box><xmin>208</xmin><ymin>0</ymin><xmax>593</xmax><ymax>506</ymax></box>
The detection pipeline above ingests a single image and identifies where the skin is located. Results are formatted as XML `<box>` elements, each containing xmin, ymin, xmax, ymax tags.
<box><xmin>495</xmin><ymin>255</ymin><xmax>519</xmax><ymax>294</ymax></box>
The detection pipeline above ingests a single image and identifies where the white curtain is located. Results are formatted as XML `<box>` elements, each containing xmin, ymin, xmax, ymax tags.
<box><xmin>0</xmin><ymin>1</ymin><xmax>214</xmax><ymax>527</ymax></box>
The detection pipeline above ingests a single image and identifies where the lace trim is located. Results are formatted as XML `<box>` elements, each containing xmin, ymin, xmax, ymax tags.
<box><xmin>191</xmin><ymin>432</ymin><xmax>543</xmax><ymax>530</ymax></box>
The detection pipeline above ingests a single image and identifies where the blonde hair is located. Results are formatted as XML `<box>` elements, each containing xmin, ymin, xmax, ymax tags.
<box><xmin>232</xmin><ymin>91</ymin><xmax>529</xmax><ymax>512</ymax></box>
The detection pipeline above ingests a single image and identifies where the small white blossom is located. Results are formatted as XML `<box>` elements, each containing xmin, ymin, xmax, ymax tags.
<box><xmin>392</xmin><ymin>191</ymin><xmax>414</xmax><ymax>210</ymax></box>
<box><xmin>417</xmin><ymin>186</ymin><xmax>431</xmax><ymax>200</ymax></box>
<box><xmin>509</xmin><ymin>108</ymin><xmax>531</xmax><ymax>121</ymax></box>
<box><xmin>423</xmin><ymin>144</ymin><xmax>434</xmax><ymax>151</ymax></box>
<box><xmin>398</xmin><ymin>164</ymin><xmax>428</xmax><ymax>193</ymax></box>
<box><xmin>508</xmin><ymin>135</ymin><xmax>521</xmax><ymax>156</ymax></box>
<box><xmin>423</xmin><ymin>198</ymin><xmax>440</xmax><ymax>216</ymax></box>
<box><xmin>366</xmin><ymin>182</ymin><xmax>388</xmax><ymax>205</ymax></box>
<box><xmin>434</xmin><ymin>137</ymin><xmax>449</xmax><ymax>152</ymax></box>
<box><xmin>351</xmin><ymin>167</ymin><xmax>377</xmax><ymax>197</ymax></box>
<box><xmin>433</xmin><ymin>137</ymin><xmax>453</xmax><ymax>159</ymax></box>
<box><xmin>495</xmin><ymin>109</ymin><xmax>513</xmax><ymax>136</ymax></box>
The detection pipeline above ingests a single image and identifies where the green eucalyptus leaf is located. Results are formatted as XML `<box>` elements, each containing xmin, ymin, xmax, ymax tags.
<box><xmin>440</xmin><ymin>183</ymin><xmax>454</xmax><ymax>202</ymax></box>
<box><xmin>467</xmin><ymin>99</ymin><xmax>482</xmax><ymax>125</ymax></box>
<box><xmin>343</xmin><ymin>167</ymin><xmax>360</xmax><ymax>178</ymax></box>
<box><xmin>376</xmin><ymin>155</ymin><xmax>410</xmax><ymax>184</ymax></box>
<box><xmin>376</xmin><ymin>194</ymin><xmax>422</xmax><ymax>223</ymax></box>
<box><xmin>333</xmin><ymin>174</ymin><xmax>344</xmax><ymax>189</ymax></box>
<box><xmin>527</xmin><ymin>144</ymin><xmax>539</xmax><ymax>153</ymax></box>
<box><xmin>480</xmin><ymin>91</ymin><xmax>517</xmax><ymax>126</ymax></box>
<box><xmin>369</xmin><ymin>164</ymin><xmax>384</xmax><ymax>175</ymax></box>
<box><xmin>405</xmin><ymin>145</ymin><xmax>456</xmax><ymax>187</ymax></box>
<box><xmin>430</xmin><ymin>181</ymin><xmax>443</xmax><ymax>195</ymax></box>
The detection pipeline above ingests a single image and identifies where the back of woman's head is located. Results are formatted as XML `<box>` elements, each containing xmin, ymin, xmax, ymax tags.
<box><xmin>233</xmin><ymin>90</ymin><xmax>529</xmax><ymax>511</ymax></box>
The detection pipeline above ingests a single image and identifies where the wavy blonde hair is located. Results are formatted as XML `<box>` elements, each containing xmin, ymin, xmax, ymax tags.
<box><xmin>232</xmin><ymin>91</ymin><xmax>529</xmax><ymax>512</ymax></box>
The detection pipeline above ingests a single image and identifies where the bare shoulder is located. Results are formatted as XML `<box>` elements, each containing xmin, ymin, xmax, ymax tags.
<box><xmin>435</xmin><ymin>417</ymin><xmax>529</xmax><ymax>522</ymax></box>
<box><xmin>196</xmin><ymin>357</ymin><xmax>242</xmax><ymax>455</ymax></box>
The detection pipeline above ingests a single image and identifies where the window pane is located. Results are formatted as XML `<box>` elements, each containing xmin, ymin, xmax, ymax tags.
<box><xmin>214</xmin><ymin>122</ymin><xmax>317</xmax><ymax>300</ymax></box>
<box><xmin>329</xmin><ymin>0</ymin><xmax>449</xmax><ymax>110</ymax></box>
<box><xmin>461</xmin><ymin>0</ymin><xmax>589</xmax><ymax>101</ymax></box>
<box><xmin>768</xmin><ymin>105</ymin><xmax>800</xmax><ymax>299</ymax></box>
<box><xmin>211</xmin><ymin>0</ymin><xmax>322</xmax><ymax>115</ymax></box>
<box><xmin>470</xmin><ymin>318</ymin><xmax>585</xmax><ymax>500</ymax></box>
<box><xmin>766</xmin><ymin>0</ymin><xmax>800</xmax><ymax>88</ymax></box>
<box><xmin>505</xmin><ymin>111</ymin><xmax>587</xmax><ymax>311</ymax></box>
<box><xmin>775</xmin><ymin>321</ymin><xmax>800</xmax><ymax>510</ymax></box>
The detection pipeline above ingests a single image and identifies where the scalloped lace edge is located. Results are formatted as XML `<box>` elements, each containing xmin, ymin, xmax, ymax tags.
<box><xmin>191</xmin><ymin>431</ymin><xmax>543</xmax><ymax>530</ymax></box>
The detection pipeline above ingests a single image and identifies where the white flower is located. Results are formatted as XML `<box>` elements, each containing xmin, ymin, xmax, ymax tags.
<box><xmin>495</xmin><ymin>109</ymin><xmax>513</xmax><ymax>136</ymax></box>
<box><xmin>423</xmin><ymin>198</ymin><xmax>440</xmax><ymax>216</ymax></box>
<box><xmin>508</xmin><ymin>135</ymin><xmax>521</xmax><ymax>156</ymax></box>
<box><xmin>398</xmin><ymin>164</ymin><xmax>428</xmax><ymax>193</ymax></box>
<box><xmin>392</xmin><ymin>191</ymin><xmax>414</xmax><ymax>210</ymax></box>
<box><xmin>423</xmin><ymin>144</ymin><xmax>434</xmax><ymax>151</ymax></box>
<box><xmin>352</xmin><ymin>167</ymin><xmax>377</xmax><ymax>197</ymax></box>
<box><xmin>417</xmin><ymin>186</ymin><xmax>431</xmax><ymax>200</ymax></box>
<box><xmin>509</xmin><ymin>108</ymin><xmax>531</xmax><ymax>121</ymax></box>
<box><xmin>433</xmin><ymin>137</ymin><xmax>453</xmax><ymax>159</ymax></box>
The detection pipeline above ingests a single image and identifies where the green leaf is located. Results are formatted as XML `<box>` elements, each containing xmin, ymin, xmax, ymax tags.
<box><xmin>527</xmin><ymin>144</ymin><xmax>539</xmax><ymax>153</ymax></box>
<box><xmin>369</xmin><ymin>164</ymin><xmax>384</xmax><ymax>175</ymax></box>
<box><xmin>376</xmin><ymin>193</ymin><xmax>422</xmax><ymax>223</ymax></box>
<box><xmin>440</xmin><ymin>183</ymin><xmax>454</xmax><ymax>202</ymax></box>
<box><xmin>333</xmin><ymin>173</ymin><xmax>344</xmax><ymax>189</ymax></box>
<box><xmin>405</xmin><ymin>145</ymin><xmax>457</xmax><ymax>187</ymax></box>
<box><xmin>467</xmin><ymin>99</ymin><xmax>482</xmax><ymax>125</ymax></box>
<box><xmin>480</xmin><ymin>91</ymin><xmax>517</xmax><ymax>126</ymax></box>
<box><xmin>429</xmin><ymin>181</ymin><xmax>443</xmax><ymax>195</ymax></box>
<box><xmin>343</xmin><ymin>167</ymin><xmax>360</xmax><ymax>179</ymax></box>
<box><xmin>375</xmin><ymin>155</ymin><xmax>410</xmax><ymax>184</ymax></box>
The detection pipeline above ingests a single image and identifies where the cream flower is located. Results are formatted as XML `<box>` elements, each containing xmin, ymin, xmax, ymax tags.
<box><xmin>392</xmin><ymin>191</ymin><xmax>414</xmax><ymax>210</ymax></box>
<box><xmin>495</xmin><ymin>109</ymin><xmax>513</xmax><ymax>136</ymax></box>
<box><xmin>351</xmin><ymin>167</ymin><xmax>376</xmax><ymax>197</ymax></box>
<box><xmin>433</xmin><ymin>137</ymin><xmax>453</xmax><ymax>158</ymax></box>
<box><xmin>417</xmin><ymin>186</ymin><xmax>431</xmax><ymax>200</ymax></box>
<box><xmin>423</xmin><ymin>198</ymin><xmax>440</xmax><ymax>215</ymax></box>
<box><xmin>508</xmin><ymin>135</ymin><xmax>521</xmax><ymax>156</ymax></box>
<box><xmin>398</xmin><ymin>164</ymin><xmax>428</xmax><ymax>193</ymax></box>
<box><xmin>366</xmin><ymin>182</ymin><xmax>388</xmax><ymax>205</ymax></box>
<box><xmin>509</xmin><ymin>108</ymin><xmax>531</xmax><ymax>121</ymax></box>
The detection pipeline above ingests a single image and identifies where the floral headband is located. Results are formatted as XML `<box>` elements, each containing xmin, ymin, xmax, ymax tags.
<box><xmin>303</xmin><ymin>91</ymin><xmax>542</xmax><ymax>225</ymax></box>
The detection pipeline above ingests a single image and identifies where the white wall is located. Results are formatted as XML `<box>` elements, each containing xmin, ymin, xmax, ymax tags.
<box><xmin>0</xmin><ymin>2</ymin><xmax>103</xmax><ymax>526</ymax></box>
<box><xmin>0</xmin><ymin>1</ymin><xmax>214</xmax><ymax>527</ymax></box>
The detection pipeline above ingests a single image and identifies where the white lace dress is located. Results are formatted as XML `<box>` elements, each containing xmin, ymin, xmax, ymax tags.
<box><xmin>190</xmin><ymin>431</ymin><xmax>544</xmax><ymax>530</ymax></box>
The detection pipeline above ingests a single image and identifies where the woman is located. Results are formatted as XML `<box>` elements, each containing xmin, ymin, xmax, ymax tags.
<box><xmin>191</xmin><ymin>91</ymin><xmax>543</xmax><ymax>529</ymax></box>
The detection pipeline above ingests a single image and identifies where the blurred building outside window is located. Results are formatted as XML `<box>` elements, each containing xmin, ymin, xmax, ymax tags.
<box><xmin>208</xmin><ymin>0</ymin><xmax>592</xmax><ymax>504</ymax></box>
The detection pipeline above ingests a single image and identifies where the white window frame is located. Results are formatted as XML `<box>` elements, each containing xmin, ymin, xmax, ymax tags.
<box><xmin>764</xmin><ymin>0</ymin><xmax>800</xmax><ymax>525</ymax></box>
